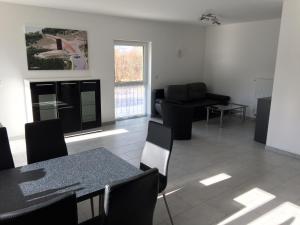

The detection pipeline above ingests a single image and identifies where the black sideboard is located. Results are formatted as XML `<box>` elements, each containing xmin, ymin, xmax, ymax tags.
<box><xmin>26</xmin><ymin>79</ymin><xmax>101</xmax><ymax>134</ymax></box>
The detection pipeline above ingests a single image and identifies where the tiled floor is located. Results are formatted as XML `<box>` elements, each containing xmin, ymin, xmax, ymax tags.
<box><xmin>10</xmin><ymin>116</ymin><xmax>300</xmax><ymax>225</ymax></box>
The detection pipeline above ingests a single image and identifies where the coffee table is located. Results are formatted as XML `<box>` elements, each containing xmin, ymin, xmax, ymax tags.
<box><xmin>206</xmin><ymin>103</ymin><xmax>247</xmax><ymax>127</ymax></box>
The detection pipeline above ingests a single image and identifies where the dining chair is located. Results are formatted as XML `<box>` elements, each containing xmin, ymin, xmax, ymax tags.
<box><xmin>140</xmin><ymin>121</ymin><xmax>174</xmax><ymax>225</ymax></box>
<box><xmin>25</xmin><ymin>119</ymin><xmax>68</xmax><ymax>164</ymax></box>
<box><xmin>25</xmin><ymin>119</ymin><xmax>95</xmax><ymax>217</ymax></box>
<box><xmin>103</xmin><ymin>168</ymin><xmax>159</xmax><ymax>225</ymax></box>
<box><xmin>0</xmin><ymin>127</ymin><xmax>15</xmax><ymax>171</ymax></box>
<box><xmin>161</xmin><ymin>101</ymin><xmax>193</xmax><ymax>140</ymax></box>
<box><xmin>0</xmin><ymin>192</ymin><xmax>78</xmax><ymax>225</ymax></box>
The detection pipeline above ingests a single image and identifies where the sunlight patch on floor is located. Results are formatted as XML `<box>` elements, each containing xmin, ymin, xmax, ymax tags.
<box><xmin>199</xmin><ymin>173</ymin><xmax>232</xmax><ymax>186</ymax></box>
<box><xmin>217</xmin><ymin>188</ymin><xmax>276</xmax><ymax>225</ymax></box>
<box><xmin>157</xmin><ymin>187</ymin><xmax>183</xmax><ymax>199</ymax></box>
<box><xmin>248</xmin><ymin>202</ymin><xmax>300</xmax><ymax>225</ymax></box>
<box><xmin>65</xmin><ymin>129</ymin><xmax>128</xmax><ymax>143</ymax></box>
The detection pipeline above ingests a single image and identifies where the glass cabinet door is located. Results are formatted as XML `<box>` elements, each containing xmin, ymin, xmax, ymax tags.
<box><xmin>30</xmin><ymin>80</ymin><xmax>101</xmax><ymax>133</ymax></box>
<box><xmin>80</xmin><ymin>80</ymin><xmax>101</xmax><ymax>129</ymax></box>
<box><xmin>57</xmin><ymin>81</ymin><xmax>81</xmax><ymax>133</ymax></box>
<box><xmin>81</xmin><ymin>91</ymin><xmax>96</xmax><ymax>123</ymax></box>
<box><xmin>30</xmin><ymin>82</ymin><xmax>58</xmax><ymax>121</ymax></box>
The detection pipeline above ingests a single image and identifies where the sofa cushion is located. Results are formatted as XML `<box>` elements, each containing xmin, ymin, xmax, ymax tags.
<box><xmin>200</xmin><ymin>99</ymin><xmax>219</xmax><ymax>106</ymax></box>
<box><xmin>165</xmin><ymin>85</ymin><xmax>189</xmax><ymax>103</ymax></box>
<box><xmin>155</xmin><ymin>98</ymin><xmax>163</xmax><ymax>104</ymax></box>
<box><xmin>155</xmin><ymin>102</ymin><xmax>162</xmax><ymax>115</ymax></box>
<box><xmin>185</xmin><ymin>99</ymin><xmax>219</xmax><ymax>107</ymax></box>
<box><xmin>187</xmin><ymin>83</ymin><xmax>207</xmax><ymax>100</ymax></box>
<box><xmin>206</xmin><ymin>93</ymin><xmax>230</xmax><ymax>102</ymax></box>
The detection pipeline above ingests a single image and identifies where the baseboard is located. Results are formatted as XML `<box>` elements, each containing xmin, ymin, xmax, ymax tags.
<box><xmin>115</xmin><ymin>115</ymin><xmax>148</xmax><ymax>121</ymax></box>
<box><xmin>265</xmin><ymin>145</ymin><xmax>300</xmax><ymax>159</ymax></box>
<box><xmin>246</xmin><ymin>116</ymin><xmax>256</xmax><ymax>121</ymax></box>
<box><xmin>9</xmin><ymin>121</ymin><xmax>117</xmax><ymax>140</ymax></box>
<box><xmin>101</xmin><ymin>120</ymin><xmax>116</xmax><ymax>126</ymax></box>
<box><xmin>230</xmin><ymin>114</ymin><xmax>255</xmax><ymax>121</ymax></box>
<box><xmin>9</xmin><ymin>135</ymin><xmax>25</xmax><ymax>141</ymax></box>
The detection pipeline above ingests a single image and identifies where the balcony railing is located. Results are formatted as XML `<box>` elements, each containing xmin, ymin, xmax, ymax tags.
<box><xmin>115</xmin><ymin>83</ymin><xmax>146</xmax><ymax>119</ymax></box>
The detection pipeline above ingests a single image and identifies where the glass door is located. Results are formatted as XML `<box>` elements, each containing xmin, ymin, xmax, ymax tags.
<box><xmin>57</xmin><ymin>81</ymin><xmax>81</xmax><ymax>133</ymax></box>
<box><xmin>80</xmin><ymin>80</ymin><xmax>101</xmax><ymax>129</ymax></box>
<box><xmin>30</xmin><ymin>82</ymin><xmax>59</xmax><ymax>121</ymax></box>
<box><xmin>114</xmin><ymin>41</ymin><xmax>148</xmax><ymax>119</ymax></box>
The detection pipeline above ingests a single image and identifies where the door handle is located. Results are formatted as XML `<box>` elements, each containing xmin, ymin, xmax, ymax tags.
<box><xmin>82</xmin><ymin>81</ymin><xmax>97</xmax><ymax>84</ymax></box>
<box><xmin>61</xmin><ymin>82</ymin><xmax>77</xmax><ymax>85</ymax></box>
<box><xmin>59</xmin><ymin>106</ymin><xmax>74</xmax><ymax>110</ymax></box>
<box><xmin>35</xmin><ymin>83</ymin><xmax>54</xmax><ymax>86</ymax></box>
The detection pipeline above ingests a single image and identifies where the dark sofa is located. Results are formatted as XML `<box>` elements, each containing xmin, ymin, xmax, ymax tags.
<box><xmin>152</xmin><ymin>82</ymin><xmax>230</xmax><ymax>121</ymax></box>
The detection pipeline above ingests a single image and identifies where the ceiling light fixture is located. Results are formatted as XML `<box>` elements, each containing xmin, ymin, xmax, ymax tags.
<box><xmin>200</xmin><ymin>13</ymin><xmax>221</xmax><ymax>25</ymax></box>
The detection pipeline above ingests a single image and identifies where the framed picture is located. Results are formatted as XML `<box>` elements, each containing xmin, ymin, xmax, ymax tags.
<box><xmin>25</xmin><ymin>26</ymin><xmax>88</xmax><ymax>70</ymax></box>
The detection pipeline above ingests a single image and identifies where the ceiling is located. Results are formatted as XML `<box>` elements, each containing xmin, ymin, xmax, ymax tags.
<box><xmin>0</xmin><ymin>0</ymin><xmax>283</xmax><ymax>24</ymax></box>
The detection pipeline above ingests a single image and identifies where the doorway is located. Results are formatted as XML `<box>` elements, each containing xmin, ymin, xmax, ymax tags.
<box><xmin>114</xmin><ymin>41</ymin><xmax>149</xmax><ymax>119</ymax></box>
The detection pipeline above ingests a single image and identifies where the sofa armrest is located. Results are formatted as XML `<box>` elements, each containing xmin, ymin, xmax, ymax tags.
<box><xmin>206</xmin><ymin>93</ymin><xmax>230</xmax><ymax>102</ymax></box>
<box><xmin>152</xmin><ymin>89</ymin><xmax>165</xmax><ymax>100</ymax></box>
<box><xmin>151</xmin><ymin>89</ymin><xmax>165</xmax><ymax>116</ymax></box>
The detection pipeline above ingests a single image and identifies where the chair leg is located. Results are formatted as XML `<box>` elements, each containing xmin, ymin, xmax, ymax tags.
<box><xmin>90</xmin><ymin>198</ymin><xmax>95</xmax><ymax>218</ymax></box>
<box><xmin>162</xmin><ymin>194</ymin><xmax>174</xmax><ymax>225</ymax></box>
<box><xmin>99</xmin><ymin>194</ymin><xmax>104</xmax><ymax>216</ymax></box>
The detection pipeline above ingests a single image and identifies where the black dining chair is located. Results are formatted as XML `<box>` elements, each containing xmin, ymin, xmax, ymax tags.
<box><xmin>25</xmin><ymin>119</ymin><xmax>96</xmax><ymax>217</ymax></box>
<box><xmin>161</xmin><ymin>101</ymin><xmax>193</xmax><ymax>140</ymax></box>
<box><xmin>0</xmin><ymin>127</ymin><xmax>15</xmax><ymax>171</ymax></box>
<box><xmin>0</xmin><ymin>192</ymin><xmax>78</xmax><ymax>225</ymax></box>
<box><xmin>25</xmin><ymin>119</ymin><xmax>68</xmax><ymax>164</ymax></box>
<box><xmin>140</xmin><ymin>121</ymin><xmax>174</xmax><ymax>225</ymax></box>
<box><xmin>103</xmin><ymin>168</ymin><xmax>159</xmax><ymax>225</ymax></box>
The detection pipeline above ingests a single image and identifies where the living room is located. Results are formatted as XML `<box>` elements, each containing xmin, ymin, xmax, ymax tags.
<box><xmin>1</xmin><ymin>0</ymin><xmax>300</xmax><ymax>224</ymax></box>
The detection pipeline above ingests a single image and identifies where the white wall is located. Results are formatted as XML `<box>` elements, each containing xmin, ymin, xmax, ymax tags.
<box><xmin>267</xmin><ymin>0</ymin><xmax>300</xmax><ymax>155</ymax></box>
<box><xmin>0</xmin><ymin>2</ymin><xmax>205</xmax><ymax>138</ymax></box>
<box><xmin>203</xmin><ymin>19</ymin><xmax>281</xmax><ymax>117</ymax></box>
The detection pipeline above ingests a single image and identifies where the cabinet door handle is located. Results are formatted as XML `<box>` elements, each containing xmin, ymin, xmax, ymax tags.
<box><xmin>59</xmin><ymin>106</ymin><xmax>74</xmax><ymax>110</ymax></box>
<box><xmin>35</xmin><ymin>84</ymin><xmax>54</xmax><ymax>86</ymax></box>
<box><xmin>61</xmin><ymin>82</ymin><xmax>77</xmax><ymax>85</ymax></box>
<box><xmin>82</xmin><ymin>81</ymin><xmax>97</xmax><ymax>84</ymax></box>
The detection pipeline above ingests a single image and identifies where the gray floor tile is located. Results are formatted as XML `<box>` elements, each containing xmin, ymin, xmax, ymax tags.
<box><xmin>9</xmin><ymin>116</ymin><xmax>300</xmax><ymax>224</ymax></box>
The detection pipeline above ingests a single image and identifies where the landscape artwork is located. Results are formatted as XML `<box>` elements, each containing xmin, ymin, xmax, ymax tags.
<box><xmin>25</xmin><ymin>26</ymin><xmax>88</xmax><ymax>70</ymax></box>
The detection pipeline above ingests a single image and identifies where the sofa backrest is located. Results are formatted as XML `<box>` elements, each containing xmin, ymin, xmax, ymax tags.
<box><xmin>187</xmin><ymin>83</ymin><xmax>207</xmax><ymax>100</ymax></box>
<box><xmin>164</xmin><ymin>85</ymin><xmax>189</xmax><ymax>103</ymax></box>
<box><xmin>164</xmin><ymin>82</ymin><xmax>208</xmax><ymax>102</ymax></box>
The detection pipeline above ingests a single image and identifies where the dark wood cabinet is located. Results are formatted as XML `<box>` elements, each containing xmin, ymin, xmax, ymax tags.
<box><xmin>28</xmin><ymin>79</ymin><xmax>101</xmax><ymax>134</ymax></box>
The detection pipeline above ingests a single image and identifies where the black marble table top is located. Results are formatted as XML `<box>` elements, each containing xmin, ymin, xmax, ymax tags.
<box><xmin>0</xmin><ymin>148</ymin><xmax>141</xmax><ymax>213</ymax></box>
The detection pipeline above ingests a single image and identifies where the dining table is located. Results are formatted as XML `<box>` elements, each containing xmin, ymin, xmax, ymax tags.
<box><xmin>0</xmin><ymin>148</ymin><xmax>142</xmax><ymax>218</ymax></box>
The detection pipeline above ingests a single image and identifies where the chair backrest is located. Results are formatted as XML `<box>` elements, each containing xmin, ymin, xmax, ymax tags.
<box><xmin>140</xmin><ymin>121</ymin><xmax>173</xmax><ymax>192</ymax></box>
<box><xmin>161</xmin><ymin>102</ymin><xmax>193</xmax><ymax>140</ymax></box>
<box><xmin>103</xmin><ymin>168</ymin><xmax>159</xmax><ymax>225</ymax></box>
<box><xmin>25</xmin><ymin>119</ymin><xmax>68</xmax><ymax>164</ymax></box>
<box><xmin>0</xmin><ymin>192</ymin><xmax>77</xmax><ymax>225</ymax></box>
<box><xmin>0</xmin><ymin>127</ymin><xmax>15</xmax><ymax>171</ymax></box>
